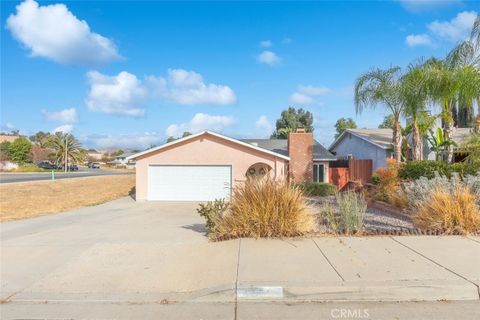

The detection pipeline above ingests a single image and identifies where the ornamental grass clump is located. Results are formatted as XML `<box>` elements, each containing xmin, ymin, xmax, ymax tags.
<box><xmin>414</xmin><ymin>184</ymin><xmax>480</xmax><ymax>234</ymax></box>
<box><xmin>200</xmin><ymin>178</ymin><xmax>316</xmax><ymax>241</ymax></box>
<box><xmin>319</xmin><ymin>191</ymin><xmax>367</xmax><ymax>235</ymax></box>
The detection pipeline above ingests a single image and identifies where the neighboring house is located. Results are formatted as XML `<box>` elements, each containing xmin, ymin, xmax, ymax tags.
<box><xmin>87</xmin><ymin>149</ymin><xmax>103</xmax><ymax>161</ymax></box>
<box><xmin>127</xmin><ymin>129</ymin><xmax>335</xmax><ymax>201</ymax></box>
<box><xmin>425</xmin><ymin>127</ymin><xmax>472</xmax><ymax>161</ymax></box>
<box><xmin>108</xmin><ymin>152</ymin><xmax>136</xmax><ymax>169</ymax></box>
<box><xmin>330</xmin><ymin>127</ymin><xmax>474</xmax><ymax>171</ymax></box>
<box><xmin>0</xmin><ymin>134</ymin><xmax>19</xmax><ymax>143</ymax></box>
<box><xmin>329</xmin><ymin>129</ymin><xmax>394</xmax><ymax>171</ymax></box>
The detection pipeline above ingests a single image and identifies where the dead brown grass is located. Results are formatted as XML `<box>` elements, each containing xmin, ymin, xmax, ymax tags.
<box><xmin>414</xmin><ymin>185</ymin><xmax>480</xmax><ymax>234</ymax></box>
<box><xmin>0</xmin><ymin>175</ymin><xmax>135</xmax><ymax>222</ymax></box>
<box><xmin>211</xmin><ymin>178</ymin><xmax>316</xmax><ymax>240</ymax></box>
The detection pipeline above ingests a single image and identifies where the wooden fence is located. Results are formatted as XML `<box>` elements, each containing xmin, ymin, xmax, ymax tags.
<box><xmin>328</xmin><ymin>159</ymin><xmax>372</xmax><ymax>190</ymax></box>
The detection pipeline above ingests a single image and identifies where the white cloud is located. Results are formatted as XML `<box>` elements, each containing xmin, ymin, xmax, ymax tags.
<box><xmin>281</xmin><ymin>37</ymin><xmax>292</xmax><ymax>44</ymax></box>
<box><xmin>255</xmin><ymin>116</ymin><xmax>272</xmax><ymax>131</ymax></box>
<box><xmin>42</xmin><ymin>107</ymin><xmax>78</xmax><ymax>123</ymax></box>
<box><xmin>80</xmin><ymin>132</ymin><xmax>164</xmax><ymax>150</ymax></box>
<box><xmin>397</xmin><ymin>0</ymin><xmax>462</xmax><ymax>13</ymax></box>
<box><xmin>297</xmin><ymin>85</ymin><xmax>331</xmax><ymax>96</ymax></box>
<box><xmin>165</xmin><ymin>113</ymin><xmax>235</xmax><ymax>137</ymax></box>
<box><xmin>1</xmin><ymin>122</ymin><xmax>16</xmax><ymax>131</ymax></box>
<box><xmin>85</xmin><ymin>69</ymin><xmax>237</xmax><ymax>116</ymax></box>
<box><xmin>257</xmin><ymin>50</ymin><xmax>281</xmax><ymax>65</ymax></box>
<box><xmin>290</xmin><ymin>84</ymin><xmax>331</xmax><ymax>105</ymax></box>
<box><xmin>86</xmin><ymin>71</ymin><xmax>146</xmax><ymax>117</ymax></box>
<box><xmin>6</xmin><ymin>0</ymin><xmax>121</xmax><ymax>65</ymax></box>
<box><xmin>52</xmin><ymin>124</ymin><xmax>73</xmax><ymax>134</ymax></box>
<box><xmin>259</xmin><ymin>40</ymin><xmax>272</xmax><ymax>48</ymax></box>
<box><xmin>290</xmin><ymin>93</ymin><xmax>316</xmax><ymax>105</ymax></box>
<box><xmin>147</xmin><ymin>69</ymin><xmax>237</xmax><ymax>105</ymax></box>
<box><xmin>405</xmin><ymin>34</ymin><xmax>434</xmax><ymax>47</ymax></box>
<box><xmin>427</xmin><ymin>11</ymin><xmax>477</xmax><ymax>42</ymax></box>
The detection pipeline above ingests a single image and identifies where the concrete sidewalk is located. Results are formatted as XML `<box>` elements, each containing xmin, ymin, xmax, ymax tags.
<box><xmin>1</xmin><ymin>198</ymin><xmax>480</xmax><ymax>318</ymax></box>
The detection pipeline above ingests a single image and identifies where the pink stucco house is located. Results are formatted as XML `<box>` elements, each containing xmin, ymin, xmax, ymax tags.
<box><xmin>127</xmin><ymin>129</ymin><xmax>335</xmax><ymax>201</ymax></box>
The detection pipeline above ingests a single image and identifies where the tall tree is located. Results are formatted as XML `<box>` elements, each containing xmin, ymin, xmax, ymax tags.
<box><xmin>271</xmin><ymin>107</ymin><xmax>314</xmax><ymax>139</ymax></box>
<box><xmin>334</xmin><ymin>117</ymin><xmax>357</xmax><ymax>139</ymax></box>
<box><xmin>8</xmin><ymin>137</ymin><xmax>32</xmax><ymax>164</ymax></box>
<box><xmin>401</xmin><ymin>62</ymin><xmax>429</xmax><ymax>161</ymax></box>
<box><xmin>423</xmin><ymin>58</ymin><xmax>480</xmax><ymax>162</ymax></box>
<box><xmin>354</xmin><ymin>67</ymin><xmax>404</xmax><ymax>162</ymax></box>
<box><xmin>445</xmin><ymin>14</ymin><xmax>480</xmax><ymax>132</ymax></box>
<box><xmin>378</xmin><ymin>114</ymin><xmax>395</xmax><ymax>129</ymax></box>
<box><xmin>29</xmin><ymin>131</ymin><xmax>52</xmax><ymax>148</ymax></box>
<box><xmin>48</xmin><ymin>133</ymin><xmax>84</xmax><ymax>172</ymax></box>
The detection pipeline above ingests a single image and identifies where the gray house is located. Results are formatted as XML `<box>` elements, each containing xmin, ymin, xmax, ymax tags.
<box><xmin>329</xmin><ymin>127</ymin><xmax>473</xmax><ymax>171</ymax></box>
<box><xmin>329</xmin><ymin>129</ymin><xmax>394</xmax><ymax>171</ymax></box>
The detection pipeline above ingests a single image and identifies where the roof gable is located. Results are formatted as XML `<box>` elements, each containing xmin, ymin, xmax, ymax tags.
<box><xmin>330</xmin><ymin>129</ymin><xmax>393</xmax><ymax>151</ymax></box>
<box><xmin>127</xmin><ymin>131</ymin><xmax>291</xmax><ymax>161</ymax></box>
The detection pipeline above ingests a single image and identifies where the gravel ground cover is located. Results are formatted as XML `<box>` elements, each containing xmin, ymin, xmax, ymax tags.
<box><xmin>309</xmin><ymin>196</ymin><xmax>415</xmax><ymax>234</ymax></box>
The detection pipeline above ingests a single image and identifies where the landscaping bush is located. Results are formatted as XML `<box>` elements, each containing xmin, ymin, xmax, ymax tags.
<box><xmin>414</xmin><ymin>184</ymin><xmax>480</xmax><ymax>234</ymax></box>
<box><xmin>401</xmin><ymin>174</ymin><xmax>480</xmax><ymax>234</ymax></box>
<box><xmin>336</xmin><ymin>191</ymin><xmax>367</xmax><ymax>234</ymax></box>
<box><xmin>373</xmin><ymin>158</ymin><xmax>400</xmax><ymax>202</ymax></box>
<box><xmin>298</xmin><ymin>182</ymin><xmax>337</xmax><ymax>196</ymax></box>
<box><xmin>196</xmin><ymin>199</ymin><xmax>229</xmax><ymax>237</ymax></box>
<box><xmin>320</xmin><ymin>191</ymin><xmax>367</xmax><ymax>235</ymax></box>
<box><xmin>198</xmin><ymin>179</ymin><xmax>315</xmax><ymax>240</ymax></box>
<box><xmin>399</xmin><ymin>160</ymin><xmax>480</xmax><ymax>180</ymax></box>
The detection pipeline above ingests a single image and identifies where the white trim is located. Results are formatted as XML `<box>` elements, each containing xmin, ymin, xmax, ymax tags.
<box><xmin>313</xmin><ymin>158</ymin><xmax>334</xmax><ymax>161</ymax></box>
<box><xmin>329</xmin><ymin>129</ymin><xmax>391</xmax><ymax>151</ymax></box>
<box><xmin>127</xmin><ymin>130</ymin><xmax>290</xmax><ymax>161</ymax></box>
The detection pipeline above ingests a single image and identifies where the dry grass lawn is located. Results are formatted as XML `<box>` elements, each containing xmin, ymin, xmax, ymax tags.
<box><xmin>0</xmin><ymin>175</ymin><xmax>135</xmax><ymax>222</ymax></box>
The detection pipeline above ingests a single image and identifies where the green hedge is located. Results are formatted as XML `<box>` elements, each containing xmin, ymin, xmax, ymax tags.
<box><xmin>398</xmin><ymin>160</ymin><xmax>480</xmax><ymax>180</ymax></box>
<box><xmin>298</xmin><ymin>182</ymin><xmax>337</xmax><ymax>196</ymax></box>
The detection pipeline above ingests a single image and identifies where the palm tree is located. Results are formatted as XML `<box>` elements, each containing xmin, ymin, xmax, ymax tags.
<box><xmin>400</xmin><ymin>62</ymin><xmax>430</xmax><ymax>161</ymax></box>
<box><xmin>422</xmin><ymin>58</ymin><xmax>480</xmax><ymax>162</ymax></box>
<box><xmin>48</xmin><ymin>132</ymin><xmax>85</xmax><ymax>172</ymax></box>
<box><xmin>354</xmin><ymin>67</ymin><xmax>404</xmax><ymax>162</ymax></box>
<box><xmin>446</xmin><ymin>14</ymin><xmax>480</xmax><ymax>132</ymax></box>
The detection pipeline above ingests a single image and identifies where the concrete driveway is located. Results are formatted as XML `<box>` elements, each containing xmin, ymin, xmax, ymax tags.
<box><xmin>1</xmin><ymin>197</ymin><xmax>480</xmax><ymax>319</ymax></box>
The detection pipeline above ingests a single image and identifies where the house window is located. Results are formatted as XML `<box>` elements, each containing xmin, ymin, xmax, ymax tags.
<box><xmin>313</xmin><ymin>163</ymin><xmax>325</xmax><ymax>183</ymax></box>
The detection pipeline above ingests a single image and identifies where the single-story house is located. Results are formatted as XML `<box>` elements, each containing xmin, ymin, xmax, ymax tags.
<box><xmin>108</xmin><ymin>152</ymin><xmax>136</xmax><ymax>169</ymax></box>
<box><xmin>127</xmin><ymin>129</ymin><xmax>335</xmax><ymax>201</ymax></box>
<box><xmin>87</xmin><ymin>149</ymin><xmax>103</xmax><ymax>161</ymax></box>
<box><xmin>329</xmin><ymin>127</ymin><xmax>473</xmax><ymax>171</ymax></box>
<box><xmin>329</xmin><ymin>129</ymin><xmax>394</xmax><ymax>171</ymax></box>
<box><xmin>0</xmin><ymin>134</ymin><xmax>20</xmax><ymax>143</ymax></box>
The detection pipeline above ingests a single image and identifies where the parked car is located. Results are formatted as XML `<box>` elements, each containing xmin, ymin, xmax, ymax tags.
<box><xmin>69</xmin><ymin>164</ymin><xmax>79</xmax><ymax>171</ymax></box>
<box><xmin>37</xmin><ymin>161</ymin><xmax>55</xmax><ymax>170</ymax></box>
<box><xmin>91</xmin><ymin>162</ymin><xmax>101</xmax><ymax>169</ymax></box>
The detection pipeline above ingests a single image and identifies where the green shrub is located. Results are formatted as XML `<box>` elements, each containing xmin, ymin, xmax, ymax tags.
<box><xmin>298</xmin><ymin>182</ymin><xmax>337</xmax><ymax>196</ymax></box>
<box><xmin>399</xmin><ymin>160</ymin><xmax>480</xmax><ymax>180</ymax></box>
<box><xmin>319</xmin><ymin>191</ymin><xmax>367</xmax><ymax>234</ymax></box>
<box><xmin>336</xmin><ymin>191</ymin><xmax>367</xmax><ymax>234</ymax></box>
<box><xmin>196</xmin><ymin>199</ymin><xmax>229</xmax><ymax>237</ymax></box>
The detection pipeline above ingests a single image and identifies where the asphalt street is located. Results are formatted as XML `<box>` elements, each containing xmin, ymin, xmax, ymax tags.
<box><xmin>0</xmin><ymin>168</ymin><xmax>131</xmax><ymax>184</ymax></box>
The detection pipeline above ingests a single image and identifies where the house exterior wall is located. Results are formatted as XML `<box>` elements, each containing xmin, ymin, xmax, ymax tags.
<box><xmin>135</xmin><ymin>134</ymin><xmax>288</xmax><ymax>201</ymax></box>
<box><xmin>313</xmin><ymin>161</ymin><xmax>330</xmax><ymax>183</ymax></box>
<box><xmin>330</xmin><ymin>133</ymin><xmax>391</xmax><ymax>171</ymax></box>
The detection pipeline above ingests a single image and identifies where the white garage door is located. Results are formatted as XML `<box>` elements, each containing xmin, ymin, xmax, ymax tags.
<box><xmin>147</xmin><ymin>165</ymin><xmax>232</xmax><ymax>201</ymax></box>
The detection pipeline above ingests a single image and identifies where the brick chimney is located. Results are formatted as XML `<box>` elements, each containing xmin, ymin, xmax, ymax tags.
<box><xmin>288</xmin><ymin>128</ymin><xmax>313</xmax><ymax>183</ymax></box>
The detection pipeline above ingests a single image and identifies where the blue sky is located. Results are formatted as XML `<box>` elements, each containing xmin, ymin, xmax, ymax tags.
<box><xmin>1</xmin><ymin>0</ymin><xmax>478</xmax><ymax>149</ymax></box>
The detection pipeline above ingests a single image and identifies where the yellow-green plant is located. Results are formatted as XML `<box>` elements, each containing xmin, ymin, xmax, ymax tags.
<box><xmin>207</xmin><ymin>178</ymin><xmax>315</xmax><ymax>240</ymax></box>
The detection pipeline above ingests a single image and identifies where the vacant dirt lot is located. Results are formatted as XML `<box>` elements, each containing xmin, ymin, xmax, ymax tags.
<box><xmin>0</xmin><ymin>175</ymin><xmax>135</xmax><ymax>222</ymax></box>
